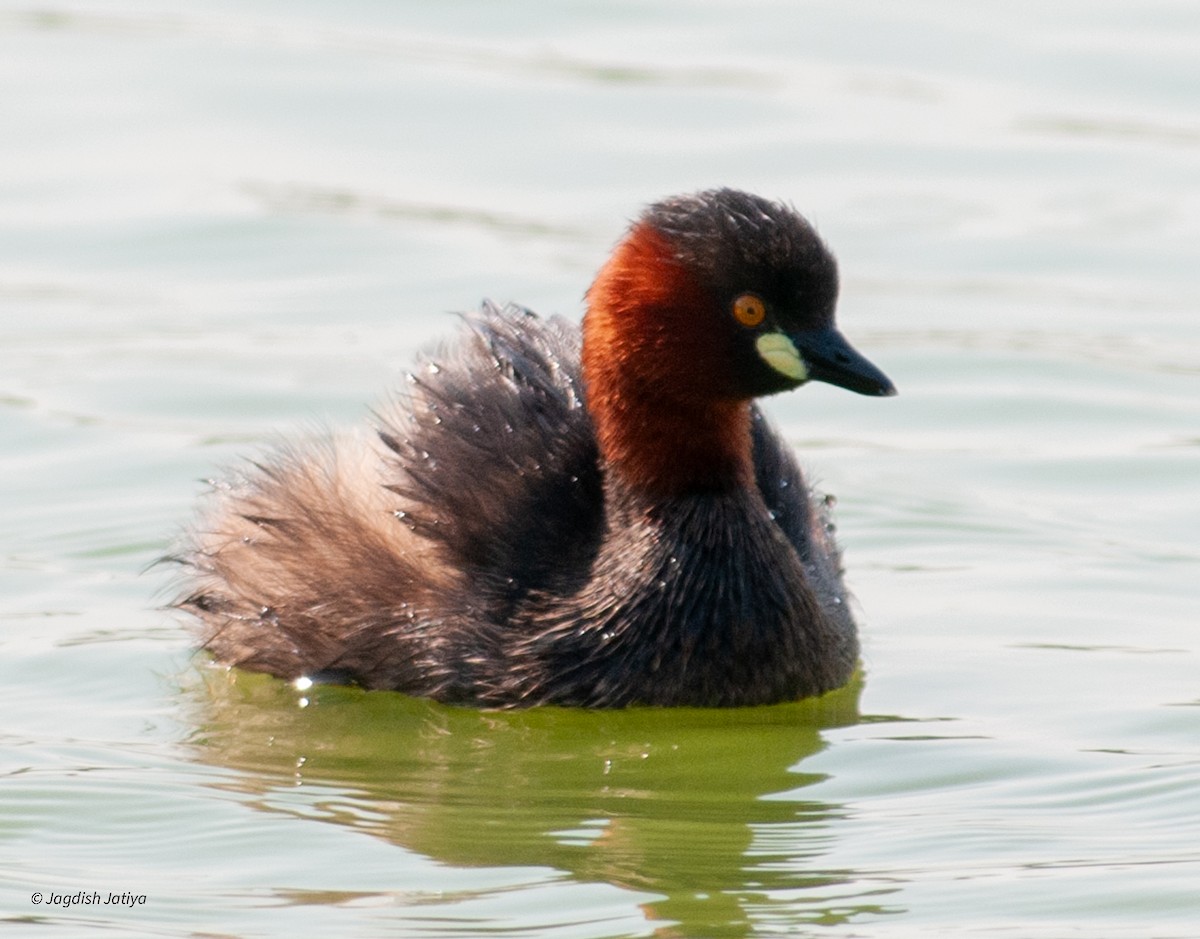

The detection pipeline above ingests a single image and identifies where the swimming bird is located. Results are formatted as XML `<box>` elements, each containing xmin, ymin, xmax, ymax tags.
<box><xmin>175</xmin><ymin>188</ymin><xmax>895</xmax><ymax>708</ymax></box>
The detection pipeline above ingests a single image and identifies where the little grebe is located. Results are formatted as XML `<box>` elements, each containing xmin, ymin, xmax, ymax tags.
<box><xmin>175</xmin><ymin>189</ymin><xmax>895</xmax><ymax>708</ymax></box>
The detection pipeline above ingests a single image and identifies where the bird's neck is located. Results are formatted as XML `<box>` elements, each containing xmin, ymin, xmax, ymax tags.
<box><xmin>582</xmin><ymin>224</ymin><xmax>755</xmax><ymax>498</ymax></box>
<box><xmin>590</xmin><ymin>386</ymin><xmax>755</xmax><ymax>497</ymax></box>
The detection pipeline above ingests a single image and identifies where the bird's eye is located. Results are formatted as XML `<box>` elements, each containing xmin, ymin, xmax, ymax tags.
<box><xmin>732</xmin><ymin>293</ymin><xmax>766</xmax><ymax>328</ymax></box>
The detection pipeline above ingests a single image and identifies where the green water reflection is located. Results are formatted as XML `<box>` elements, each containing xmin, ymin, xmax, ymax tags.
<box><xmin>188</xmin><ymin>668</ymin><xmax>895</xmax><ymax>936</ymax></box>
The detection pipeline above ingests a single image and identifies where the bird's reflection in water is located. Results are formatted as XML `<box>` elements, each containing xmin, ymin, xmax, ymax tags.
<box><xmin>185</xmin><ymin>667</ymin><xmax>901</xmax><ymax>936</ymax></box>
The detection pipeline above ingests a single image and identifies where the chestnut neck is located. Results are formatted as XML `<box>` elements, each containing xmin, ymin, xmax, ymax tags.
<box><xmin>581</xmin><ymin>224</ymin><xmax>755</xmax><ymax>499</ymax></box>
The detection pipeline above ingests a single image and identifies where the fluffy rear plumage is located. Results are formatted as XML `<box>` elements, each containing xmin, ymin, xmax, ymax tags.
<box><xmin>179</xmin><ymin>304</ymin><xmax>597</xmax><ymax>698</ymax></box>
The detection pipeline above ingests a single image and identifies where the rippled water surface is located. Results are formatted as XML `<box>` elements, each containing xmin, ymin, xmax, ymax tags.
<box><xmin>2</xmin><ymin>2</ymin><xmax>1198</xmax><ymax>936</ymax></box>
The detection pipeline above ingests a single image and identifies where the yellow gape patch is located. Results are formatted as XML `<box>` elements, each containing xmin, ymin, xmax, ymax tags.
<box><xmin>755</xmin><ymin>332</ymin><xmax>808</xmax><ymax>381</ymax></box>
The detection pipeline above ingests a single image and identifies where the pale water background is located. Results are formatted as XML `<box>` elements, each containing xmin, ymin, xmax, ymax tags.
<box><xmin>2</xmin><ymin>2</ymin><xmax>1198</xmax><ymax>936</ymax></box>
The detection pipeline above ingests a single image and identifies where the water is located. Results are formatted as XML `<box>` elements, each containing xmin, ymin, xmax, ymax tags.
<box><xmin>2</xmin><ymin>2</ymin><xmax>1198</xmax><ymax>936</ymax></box>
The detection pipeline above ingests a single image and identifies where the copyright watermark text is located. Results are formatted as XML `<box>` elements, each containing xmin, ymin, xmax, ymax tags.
<box><xmin>30</xmin><ymin>891</ymin><xmax>146</xmax><ymax>909</ymax></box>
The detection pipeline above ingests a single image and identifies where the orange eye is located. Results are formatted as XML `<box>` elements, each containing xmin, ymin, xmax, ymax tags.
<box><xmin>732</xmin><ymin>293</ymin><xmax>766</xmax><ymax>327</ymax></box>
